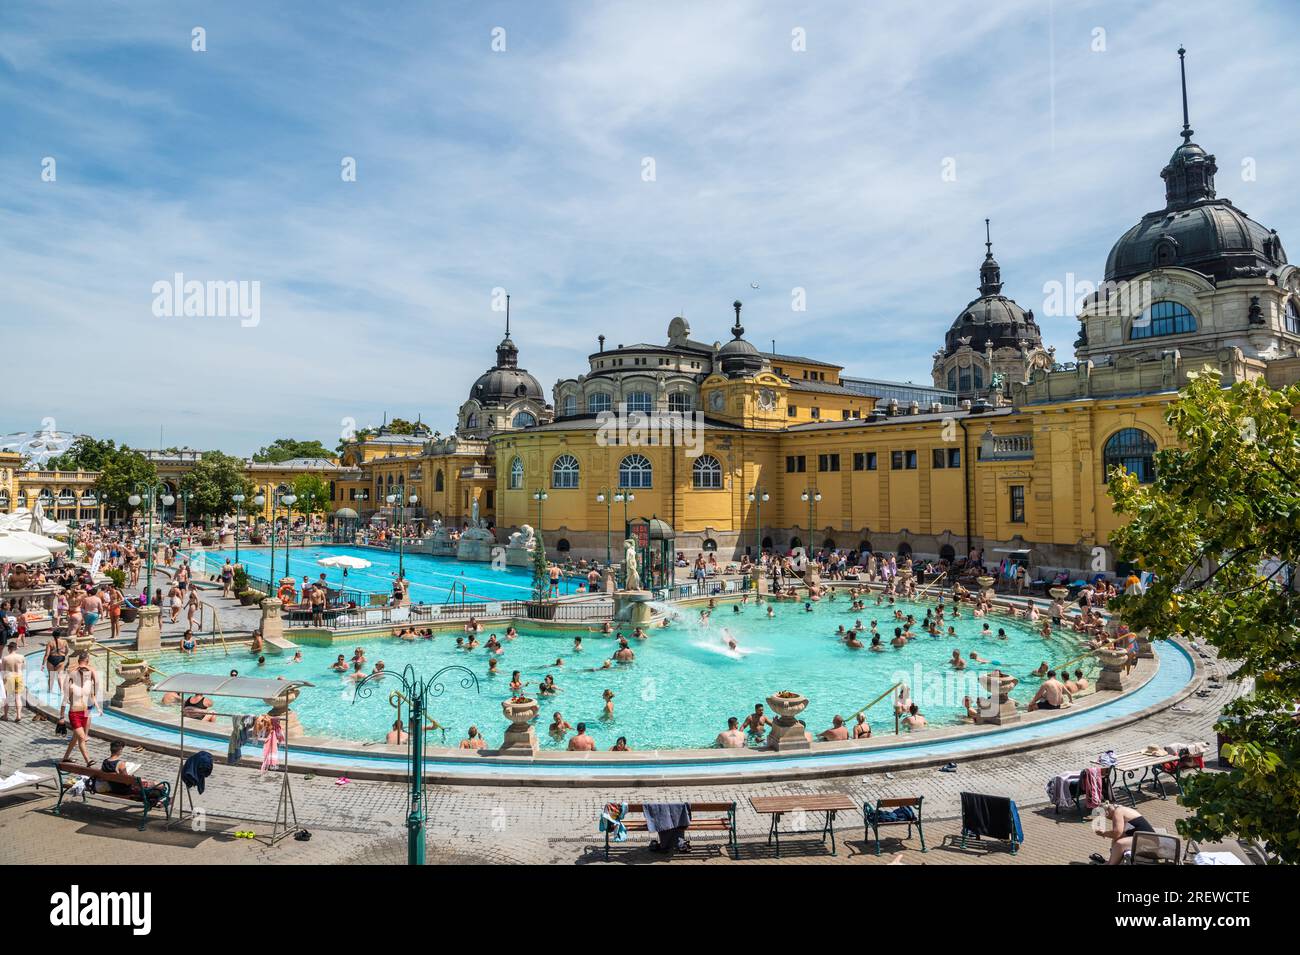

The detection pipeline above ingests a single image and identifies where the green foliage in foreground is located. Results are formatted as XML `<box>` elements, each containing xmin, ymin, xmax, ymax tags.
<box><xmin>1109</xmin><ymin>371</ymin><xmax>1300</xmax><ymax>864</ymax></box>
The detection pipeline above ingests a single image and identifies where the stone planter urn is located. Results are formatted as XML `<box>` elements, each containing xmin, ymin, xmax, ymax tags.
<box><xmin>135</xmin><ymin>604</ymin><xmax>162</xmax><ymax>652</ymax></box>
<box><xmin>1133</xmin><ymin>628</ymin><xmax>1155</xmax><ymax>659</ymax></box>
<box><xmin>977</xmin><ymin>669</ymin><xmax>1020</xmax><ymax>724</ymax></box>
<box><xmin>977</xmin><ymin>575</ymin><xmax>995</xmax><ymax>590</ymax></box>
<box><xmin>264</xmin><ymin>684</ymin><xmax>303</xmax><ymax>738</ymax></box>
<box><xmin>1096</xmin><ymin>647</ymin><xmax>1130</xmax><ymax>691</ymax></box>
<box><xmin>765</xmin><ymin>691</ymin><xmax>811</xmax><ymax>751</ymax></box>
<box><xmin>500</xmin><ymin>697</ymin><xmax>540</xmax><ymax>756</ymax></box>
<box><xmin>110</xmin><ymin>659</ymin><xmax>152</xmax><ymax>709</ymax></box>
<box><xmin>1049</xmin><ymin>585</ymin><xmax>1070</xmax><ymax>601</ymax></box>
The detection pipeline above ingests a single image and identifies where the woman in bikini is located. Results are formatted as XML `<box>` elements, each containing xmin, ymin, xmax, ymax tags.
<box><xmin>43</xmin><ymin>633</ymin><xmax>70</xmax><ymax>693</ymax></box>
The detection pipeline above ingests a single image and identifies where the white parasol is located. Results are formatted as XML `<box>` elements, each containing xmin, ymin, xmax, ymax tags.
<box><xmin>7</xmin><ymin>530</ymin><xmax>68</xmax><ymax>554</ymax></box>
<box><xmin>0</xmin><ymin>531</ymin><xmax>54</xmax><ymax>563</ymax></box>
<box><xmin>317</xmin><ymin>553</ymin><xmax>371</xmax><ymax>585</ymax></box>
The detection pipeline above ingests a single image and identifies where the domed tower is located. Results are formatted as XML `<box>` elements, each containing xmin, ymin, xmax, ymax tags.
<box><xmin>932</xmin><ymin>220</ymin><xmax>1050</xmax><ymax>402</ymax></box>
<box><xmin>717</xmin><ymin>300</ymin><xmax>767</xmax><ymax>378</ymax></box>
<box><xmin>456</xmin><ymin>295</ymin><xmax>552</xmax><ymax>438</ymax></box>
<box><xmin>1079</xmin><ymin>48</ymin><xmax>1296</xmax><ymax>368</ymax></box>
<box><xmin>1104</xmin><ymin>49</ymin><xmax>1285</xmax><ymax>286</ymax></box>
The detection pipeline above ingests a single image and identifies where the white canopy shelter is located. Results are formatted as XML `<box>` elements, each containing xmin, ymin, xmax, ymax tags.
<box><xmin>0</xmin><ymin>532</ymin><xmax>54</xmax><ymax>563</ymax></box>
<box><xmin>7</xmin><ymin>530</ymin><xmax>67</xmax><ymax>554</ymax></box>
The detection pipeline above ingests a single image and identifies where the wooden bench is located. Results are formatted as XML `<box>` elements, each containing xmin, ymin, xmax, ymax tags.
<box><xmin>54</xmin><ymin>762</ymin><xmax>172</xmax><ymax>830</ymax></box>
<box><xmin>602</xmin><ymin>801</ymin><xmax>737</xmax><ymax>860</ymax></box>
<box><xmin>864</xmin><ymin>796</ymin><xmax>926</xmax><ymax>855</ymax></box>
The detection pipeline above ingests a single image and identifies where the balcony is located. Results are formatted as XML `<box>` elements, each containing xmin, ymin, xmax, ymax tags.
<box><xmin>980</xmin><ymin>430</ymin><xmax>1034</xmax><ymax>461</ymax></box>
<box><xmin>459</xmin><ymin>465</ymin><xmax>496</xmax><ymax>481</ymax></box>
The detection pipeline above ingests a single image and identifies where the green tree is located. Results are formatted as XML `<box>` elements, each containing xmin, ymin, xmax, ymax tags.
<box><xmin>291</xmin><ymin>473</ymin><xmax>332</xmax><ymax>516</ymax></box>
<box><xmin>531</xmin><ymin>532</ymin><xmax>551</xmax><ymax>602</ymax></box>
<box><xmin>1109</xmin><ymin>371</ymin><xmax>1300</xmax><ymax>864</ymax></box>
<box><xmin>252</xmin><ymin>438</ymin><xmax>333</xmax><ymax>463</ymax></box>
<box><xmin>47</xmin><ymin>435</ymin><xmax>118</xmax><ymax>472</ymax></box>
<box><xmin>94</xmin><ymin>448</ymin><xmax>158</xmax><ymax>510</ymax></box>
<box><xmin>180</xmin><ymin>451</ymin><xmax>252</xmax><ymax>523</ymax></box>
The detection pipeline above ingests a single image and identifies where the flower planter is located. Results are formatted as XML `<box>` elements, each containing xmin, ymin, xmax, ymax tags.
<box><xmin>765</xmin><ymin>691</ymin><xmax>810</xmax><ymax>750</ymax></box>
<box><xmin>502</xmin><ymin>697</ymin><xmax>539</xmax><ymax>724</ymax></box>
<box><xmin>500</xmin><ymin>697</ymin><xmax>540</xmax><ymax>755</ymax></box>
<box><xmin>977</xmin><ymin>575</ymin><xmax>995</xmax><ymax>590</ymax></box>
<box><xmin>765</xmin><ymin>691</ymin><xmax>809</xmax><ymax>721</ymax></box>
<box><xmin>119</xmin><ymin>605</ymin><xmax>139</xmax><ymax>624</ymax></box>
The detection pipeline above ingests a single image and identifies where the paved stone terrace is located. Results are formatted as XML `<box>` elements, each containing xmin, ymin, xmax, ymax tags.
<box><xmin>0</xmin><ymin>650</ymin><xmax>1236</xmax><ymax>864</ymax></box>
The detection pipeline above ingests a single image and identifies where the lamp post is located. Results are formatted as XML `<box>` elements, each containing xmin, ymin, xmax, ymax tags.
<box><xmin>615</xmin><ymin>491</ymin><xmax>635</xmax><ymax>539</ymax></box>
<box><xmin>532</xmin><ymin>489</ymin><xmax>548</xmax><ymax>531</ymax></box>
<box><xmin>800</xmin><ymin>486</ymin><xmax>822</xmax><ymax>555</ymax></box>
<box><xmin>385</xmin><ymin>482</ymin><xmax>419</xmax><ymax>579</ymax></box>
<box><xmin>58</xmin><ymin>491</ymin><xmax>76</xmax><ymax>557</ymax></box>
<box><xmin>128</xmin><ymin>482</ymin><xmax>176</xmax><ymax>599</ymax></box>
<box><xmin>747</xmin><ymin>487</ymin><xmax>769</xmax><ymax>558</ymax></box>
<box><xmin>351</xmin><ymin>664</ymin><xmax>479</xmax><ymax>865</ymax></box>
<box><xmin>254</xmin><ymin>487</ymin><xmax>271</xmax><ymax>589</ymax></box>
<box><xmin>232</xmin><ymin>493</ymin><xmax>245</xmax><ymax>564</ymax></box>
<box><xmin>595</xmin><ymin>487</ymin><xmax>612</xmax><ymax>567</ymax></box>
<box><xmin>281</xmin><ymin>492</ymin><xmax>298</xmax><ymax>579</ymax></box>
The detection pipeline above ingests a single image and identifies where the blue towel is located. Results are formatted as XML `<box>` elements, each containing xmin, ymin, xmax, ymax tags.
<box><xmin>181</xmin><ymin>751</ymin><xmax>213</xmax><ymax>794</ymax></box>
<box><xmin>643</xmin><ymin>802</ymin><xmax>691</xmax><ymax>833</ymax></box>
<box><xmin>599</xmin><ymin>802</ymin><xmax>628</xmax><ymax>842</ymax></box>
<box><xmin>1010</xmin><ymin>800</ymin><xmax>1024</xmax><ymax>844</ymax></box>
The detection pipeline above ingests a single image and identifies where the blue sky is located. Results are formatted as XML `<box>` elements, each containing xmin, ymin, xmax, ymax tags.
<box><xmin>2</xmin><ymin>0</ymin><xmax>1297</xmax><ymax>455</ymax></box>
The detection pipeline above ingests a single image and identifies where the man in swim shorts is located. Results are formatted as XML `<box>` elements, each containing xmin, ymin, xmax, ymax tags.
<box><xmin>1</xmin><ymin>641</ymin><xmax>25</xmax><ymax>721</ymax></box>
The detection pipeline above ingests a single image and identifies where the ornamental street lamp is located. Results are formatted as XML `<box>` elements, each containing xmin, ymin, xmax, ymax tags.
<box><xmin>385</xmin><ymin>482</ymin><xmax>419</xmax><ymax>579</ymax></box>
<box><xmin>351</xmin><ymin>664</ymin><xmax>479</xmax><ymax>865</ymax></box>
<box><xmin>128</xmin><ymin>482</ymin><xmax>176</xmax><ymax>599</ymax></box>
<box><xmin>800</xmin><ymin>486</ymin><xmax>822</xmax><ymax>555</ymax></box>
<box><xmin>232</xmin><ymin>493</ymin><xmax>246</xmax><ymax>564</ymax></box>
<box><xmin>747</xmin><ymin>487</ymin><xmax>769</xmax><ymax>559</ymax></box>
<box><xmin>253</xmin><ymin>488</ymin><xmax>270</xmax><ymax>589</ymax></box>
<box><xmin>595</xmin><ymin>487</ymin><xmax>613</xmax><ymax>567</ymax></box>
<box><xmin>615</xmin><ymin>491</ymin><xmax>635</xmax><ymax>539</ymax></box>
<box><xmin>281</xmin><ymin>492</ymin><xmax>298</xmax><ymax>578</ymax></box>
<box><xmin>532</xmin><ymin>489</ymin><xmax>548</xmax><ymax>531</ymax></box>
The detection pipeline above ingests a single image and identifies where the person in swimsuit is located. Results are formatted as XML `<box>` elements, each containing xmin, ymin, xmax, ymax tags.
<box><xmin>59</xmin><ymin>652</ymin><xmax>100</xmax><ymax>765</ymax></box>
<box><xmin>1096</xmin><ymin>803</ymin><xmax>1155</xmax><ymax>864</ymax></box>
<box><xmin>43</xmin><ymin>634</ymin><xmax>70</xmax><ymax>693</ymax></box>
<box><xmin>183</xmin><ymin>691</ymin><xmax>217</xmax><ymax>722</ymax></box>
<box><xmin>2</xmin><ymin>641</ymin><xmax>26</xmax><ymax>722</ymax></box>
<box><xmin>181</xmin><ymin>630</ymin><xmax>197</xmax><ymax>653</ymax></box>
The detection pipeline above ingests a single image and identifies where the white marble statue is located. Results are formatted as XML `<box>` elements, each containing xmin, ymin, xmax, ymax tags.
<box><xmin>509</xmin><ymin>524</ymin><xmax>536</xmax><ymax>549</ymax></box>
<box><xmin>622</xmin><ymin>538</ymin><xmax>642</xmax><ymax>591</ymax></box>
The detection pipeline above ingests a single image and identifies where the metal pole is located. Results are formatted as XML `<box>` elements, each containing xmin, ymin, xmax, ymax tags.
<box><xmin>284</xmin><ymin>500</ymin><xmax>293</xmax><ymax>578</ymax></box>
<box><xmin>145</xmin><ymin>488</ymin><xmax>155</xmax><ymax>598</ymax></box>
<box><xmin>408</xmin><ymin>689</ymin><xmax>425</xmax><ymax>865</ymax></box>
<box><xmin>605</xmin><ymin>495</ymin><xmax>611</xmax><ymax>567</ymax></box>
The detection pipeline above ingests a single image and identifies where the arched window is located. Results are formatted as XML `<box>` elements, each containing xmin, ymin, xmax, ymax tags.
<box><xmin>551</xmin><ymin>454</ymin><xmax>580</xmax><ymax>489</ymax></box>
<box><xmin>897</xmin><ymin>541</ymin><xmax>912</xmax><ymax>557</ymax></box>
<box><xmin>939</xmin><ymin>544</ymin><xmax>956</xmax><ymax>562</ymax></box>
<box><xmin>556</xmin><ymin>538</ymin><xmax>571</xmax><ymax>553</ymax></box>
<box><xmin>1287</xmin><ymin>299</ymin><xmax>1300</xmax><ymax>335</ymax></box>
<box><xmin>562</xmin><ymin>395</ymin><xmax>578</xmax><ymax>417</ymax></box>
<box><xmin>618</xmin><ymin>453</ymin><xmax>652</xmax><ymax>489</ymax></box>
<box><xmin>959</xmin><ymin>366</ymin><xmax>972</xmax><ymax>391</ymax></box>
<box><xmin>668</xmin><ymin>392</ymin><xmax>692</xmax><ymax>413</ymax></box>
<box><xmin>624</xmin><ymin>391</ymin><xmax>653</xmax><ymax>414</ymax></box>
<box><xmin>588</xmin><ymin>392</ymin><xmax>612</xmax><ymax>414</ymax></box>
<box><xmin>692</xmin><ymin>454</ymin><xmax>723</xmax><ymax>489</ymax></box>
<box><xmin>789</xmin><ymin>537</ymin><xmax>803</xmax><ymax>551</ymax></box>
<box><xmin>512</xmin><ymin>411</ymin><xmax>537</xmax><ymax>428</ymax></box>
<box><xmin>823</xmin><ymin>538</ymin><xmax>837</xmax><ymax>550</ymax></box>
<box><xmin>947</xmin><ymin>368</ymin><xmax>957</xmax><ymax>391</ymax></box>
<box><xmin>435</xmin><ymin>469</ymin><xmax>444</xmax><ymax>492</ymax></box>
<box><xmin>761</xmin><ymin>535</ymin><xmax>773</xmax><ymax>551</ymax></box>
<box><xmin>508</xmin><ymin>457</ymin><xmax>524</xmax><ymax>490</ymax></box>
<box><xmin>1131</xmin><ymin>300</ymin><xmax>1196</xmax><ymax>340</ymax></box>
<box><xmin>702</xmin><ymin>538</ymin><xmax>717</xmax><ymax>551</ymax></box>
<box><xmin>973</xmin><ymin>366</ymin><xmax>983</xmax><ymax>389</ymax></box>
<box><xmin>0</xmin><ymin>489</ymin><xmax>9</xmax><ymax>509</ymax></box>
<box><xmin>1103</xmin><ymin>428</ymin><xmax>1157</xmax><ymax>484</ymax></box>
<box><xmin>859</xmin><ymin>540</ymin><xmax>873</xmax><ymax>554</ymax></box>
<box><xmin>466</xmin><ymin>412</ymin><xmax>478</xmax><ymax>429</ymax></box>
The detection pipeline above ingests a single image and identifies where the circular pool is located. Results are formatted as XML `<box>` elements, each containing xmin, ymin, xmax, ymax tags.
<box><xmin>136</xmin><ymin>595</ymin><xmax>1093</xmax><ymax>751</ymax></box>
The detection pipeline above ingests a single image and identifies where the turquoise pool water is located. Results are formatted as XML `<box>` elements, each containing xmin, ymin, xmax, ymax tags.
<box><xmin>137</xmin><ymin>594</ymin><xmax>1092</xmax><ymax>751</ymax></box>
<box><xmin>189</xmin><ymin>545</ymin><xmax>539</xmax><ymax>603</ymax></box>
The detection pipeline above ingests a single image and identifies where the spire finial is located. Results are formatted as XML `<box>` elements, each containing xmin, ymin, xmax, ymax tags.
<box><xmin>505</xmin><ymin>293</ymin><xmax>511</xmax><ymax>338</ymax></box>
<box><xmin>984</xmin><ymin>218</ymin><xmax>992</xmax><ymax>257</ymax></box>
<box><xmin>1178</xmin><ymin>46</ymin><xmax>1193</xmax><ymax>143</ymax></box>
<box><xmin>731</xmin><ymin>300</ymin><xmax>745</xmax><ymax>339</ymax></box>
